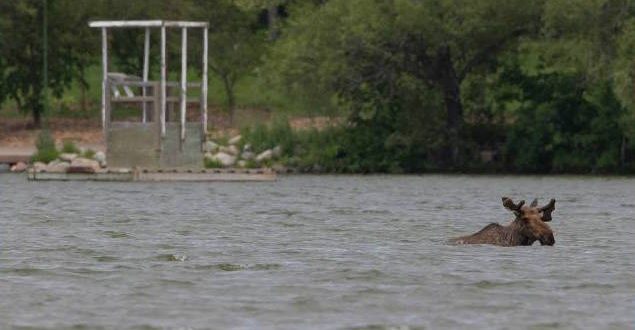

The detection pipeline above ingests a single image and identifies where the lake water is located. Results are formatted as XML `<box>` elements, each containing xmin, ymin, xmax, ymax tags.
<box><xmin>1</xmin><ymin>174</ymin><xmax>634</xmax><ymax>329</ymax></box>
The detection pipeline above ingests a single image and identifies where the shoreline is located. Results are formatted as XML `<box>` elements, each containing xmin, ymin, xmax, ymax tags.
<box><xmin>2</xmin><ymin>168</ymin><xmax>634</xmax><ymax>178</ymax></box>
<box><xmin>2</xmin><ymin>117</ymin><xmax>634</xmax><ymax>176</ymax></box>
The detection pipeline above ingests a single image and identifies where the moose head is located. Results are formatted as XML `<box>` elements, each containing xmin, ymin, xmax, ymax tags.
<box><xmin>502</xmin><ymin>197</ymin><xmax>556</xmax><ymax>246</ymax></box>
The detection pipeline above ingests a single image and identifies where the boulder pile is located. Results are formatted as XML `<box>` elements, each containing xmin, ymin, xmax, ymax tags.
<box><xmin>30</xmin><ymin>151</ymin><xmax>107</xmax><ymax>174</ymax></box>
<box><xmin>203</xmin><ymin>135</ymin><xmax>283</xmax><ymax>169</ymax></box>
<box><xmin>9</xmin><ymin>162</ymin><xmax>28</xmax><ymax>173</ymax></box>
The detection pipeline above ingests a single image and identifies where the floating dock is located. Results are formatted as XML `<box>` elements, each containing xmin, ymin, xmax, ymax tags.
<box><xmin>27</xmin><ymin>168</ymin><xmax>277</xmax><ymax>182</ymax></box>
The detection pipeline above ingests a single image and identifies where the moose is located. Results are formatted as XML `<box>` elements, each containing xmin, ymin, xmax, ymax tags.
<box><xmin>450</xmin><ymin>197</ymin><xmax>557</xmax><ymax>246</ymax></box>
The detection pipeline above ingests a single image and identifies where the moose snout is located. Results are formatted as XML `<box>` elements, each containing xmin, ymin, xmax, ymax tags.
<box><xmin>539</xmin><ymin>233</ymin><xmax>555</xmax><ymax>246</ymax></box>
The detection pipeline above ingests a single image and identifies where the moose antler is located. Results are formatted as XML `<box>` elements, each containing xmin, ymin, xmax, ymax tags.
<box><xmin>530</xmin><ymin>199</ymin><xmax>538</xmax><ymax>207</ymax></box>
<box><xmin>502</xmin><ymin>197</ymin><xmax>525</xmax><ymax>213</ymax></box>
<box><xmin>539</xmin><ymin>199</ymin><xmax>556</xmax><ymax>222</ymax></box>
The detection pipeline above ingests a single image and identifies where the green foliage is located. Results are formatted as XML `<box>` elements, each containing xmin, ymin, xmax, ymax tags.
<box><xmin>266</xmin><ymin>0</ymin><xmax>545</xmax><ymax>166</ymax></box>
<box><xmin>32</xmin><ymin>149</ymin><xmax>60</xmax><ymax>164</ymax></box>
<box><xmin>32</xmin><ymin>130</ymin><xmax>59</xmax><ymax>163</ymax></box>
<box><xmin>4</xmin><ymin>0</ymin><xmax>635</xmax><ymax>173</ymax></box>
<box><xmin>243</xmin><ymin>159</ymin><xmax>259</xmax><ymax>169</ymax></box>
<box><xmin>82</xmin><ymin>149</ymin><xmax>96</xmax><ymax>159</ymax></box>
<box><xmin>204</xmin><ymin>158</ymin><xmax>224</xmax><ymax>169</ymax></box>
<box><xmin>495</xmin><ymin>59</ymin><xmax>628</xmax><ymax>173</ymax></box>
<box><xmin>189</xmin><ymin>0</ymin><xmax>267</xmax><ymax>120</ymax></box>
<box><xmin>242</xmin><ymin>118</ymin><xmax>438</xmax><ymax>173</ymax></box>
<box><xmin>0</xmin><ymin>0</ymin><xmax>99</xmax><ymax>127</ymax></box>
<box><xmin>215</xmin><ymin>136</ymin><xmax>229</xmax><ymax>146</ymax></box>
<box><xmin>241</xmin><ymin>115</ymin><xmax>294</xmax><ymax>154</ymax></box>
<box><xmin>61</xmin><ymin>140</ymin><xmax>80</xmax><ymax>154</ymax></box>
<box><xmin>92</xmin><ymin>0</ymin><xmax>191</xmax><ymax>75</ymax></box>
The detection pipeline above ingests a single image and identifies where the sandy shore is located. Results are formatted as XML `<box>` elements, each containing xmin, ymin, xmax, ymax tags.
<box><xmin>0</xmin><ymin>118</ymin><xmax>105</xmax><ymax>162</ymax></box>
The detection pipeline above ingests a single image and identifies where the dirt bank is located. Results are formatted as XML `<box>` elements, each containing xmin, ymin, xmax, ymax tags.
<box><xmin>0</xmin><ymin>117</ymin><xmax>104</xmax><ymax>151</ymax></box>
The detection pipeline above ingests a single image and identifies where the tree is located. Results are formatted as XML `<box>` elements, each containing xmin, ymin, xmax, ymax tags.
<box><xmin>61</xmin><ymin>0</ymin><xmax>100</xmax><ymax>112</ymax></box>
<box><xmin>235</xmin><ymin>0</ymin><xmax>288</xmax><ymax>40</ymax></box>
<box><xmin>92</xmin><ymin>0</ymin><xmax>194</xmax><ymax>75</ymax></box>
<box><xmin>190</xmin><ymin>0</ymin><xmax>266</xmax><ymax>124</ymax></box>
<box><xmin>0</xmin><ymin>0</ymin><xmax>85</xmax><ymax>127</ymax></box>
<box><xmin>537</xmin><ymin>0</ymin><xmax>635</xmax><ymax>168</ymax></box>
<box><xmin>396</xmin><ymin>0</ymin><xmax>546</xmax><ymax>164</ymax></box>
<box><xmin>269</xmin><ymin>0</ymin><xmax>544</xmax><ymax>166</ymax></box>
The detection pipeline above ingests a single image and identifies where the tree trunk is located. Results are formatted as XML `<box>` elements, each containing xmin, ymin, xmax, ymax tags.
<box><xmin>268</xmin><ymin>5</ymin><xmax>279</xmax><ymax>41</ymax></box>
<box><xmin>437</xmin><ymin>46</ymin><xmax>463</xmax><ymax>166</ymax></box>
<box><xmin>79</xmin><ymin>67</ymin><xmax>87</xmax><ymax>112</ymax></box>
<box><xmin>29</xmin><ymin>89</ymin><xmax>43</xmax><ymax>129</ymax></box>
<box><xmin>222</xmin><ymin>75</ymin><xmax>236</xmax><ymax>126</ymax></box>
<box><xmin>33</xmin><ymin>107</ymin><xmax>42</xmax><ymax>129</ymax></box>
<box><xmin>621</xmin><ymin>135</ymin><xmax>627</xmax><ymax>169</ymax></box>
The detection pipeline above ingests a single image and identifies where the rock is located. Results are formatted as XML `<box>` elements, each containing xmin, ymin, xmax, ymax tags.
<box><xmin>243</xmin><ymin>143</ymin><xmax>252</xmax><ymax>152</ymax></box>
<box><xmin>204</xmin><ymin>152</ymin><xmax>214</xmax><ymax>160</ymax></box>
<box><xmin>59</xmin><ymin>153</ymin><xmax>78</xmax><ymax>162</ymax></box>
<box><xmin>212</xmin><ymin>152</ymin><xmax>236</xmax><ymax>167</ymax></box>
<box><xmin>11</xmin><ymin>162</ymin><xmax>28</xmax><ymax>172</ymax></box>
<box><xmin>203</xmin><ymin>141</ymin><xmax>219</xmax><ymax>153</ymax></box>
<box><xmin>237</xmin><ymin>160</ymin><xmax>247</xmax><ymax>168</ymax></box>
<box><xmin>272</xmin><ymin>145</ymin><xmax>282</xmax><ymax>158</ymax></box>
<box><xmin>241</xmin><ymin>151</ymin><xmax>255</xmax><ymax>161</ymax></box>
<box><xmin>68</xmin><ymin>157</ymin><xmax>100</xmax><ymax>173</ymax></box>
<box><xmin>44</xmin><ymin>161</ymin><xmax>70</xmax><ymax>173</ymax></box>
<box><xmin>33</xmin><ymin>162</ymin><xmax>47</xmax><ymax>173</ymax></box>
<box><xmin>10</xmin><ymin>162</ymin><xmax>28</xmax><ymax>173</ymax></box>
<box><xmin>256</xmin><ymin>149</ymin><xmax>273</xmax><ymax>162</ymax></box>
<box><xmin>48</xmin><ymin>159</ymin><xmax>65</xmax><ymax>166</ymax></box>
<box><xmin>94</xmin><ymin>151</ymin><xmax>106</xmax><ymax>165</ymax></box>
<box><xmin>219</xmin><ymin>145</ymin><xmax>239</xmax><ymax>156</ymax></box>
<box><xmin>228</xmin><ymin>135</ymin><xmax>242</xmax><ymax>145</ymax></box>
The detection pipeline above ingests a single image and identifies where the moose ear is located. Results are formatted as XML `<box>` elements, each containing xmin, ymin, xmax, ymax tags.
<box><xmin>540</xmin><ymin>199</ymin><xmax>556</xmax><ymax>222</ymax></box>
<box><xmin>502</xmin><ymin>197</ymin><xmax>525</xmax><ymax>214</ymax></box>
<box><xmin>530</xmin><ymin>199</ymin><xmax>538</xmax><ymax>207</ymax></box>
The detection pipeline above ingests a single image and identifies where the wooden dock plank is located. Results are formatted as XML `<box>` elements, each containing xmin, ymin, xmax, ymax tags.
<box><xmin>26</xmin><ymin>168</ymin><xmax>277</xmax><ymax>182</ymax></box>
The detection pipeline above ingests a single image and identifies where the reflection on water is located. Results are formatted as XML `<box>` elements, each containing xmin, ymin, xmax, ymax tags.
<box><xmin>1</xmin><ymin>174</ymin><xmax>634</xmax><ymax>329</ymax></box>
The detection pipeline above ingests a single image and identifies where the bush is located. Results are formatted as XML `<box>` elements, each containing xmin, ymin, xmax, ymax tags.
<box><xmin>32</xmin><ymin>148</ymin><xmax>60</xmax><ymax>164</ymax></box>
<box><xmin>241</xmin><ymin>115</ymin><xmax>295</xmax><ymax>155</ymax></box>
<box><xmin>244</xmin><ymin>159</ymin><xmax>259</xmax><ymax>168</ymax></box>
<box><xmin>32</xmin><ymin>130</ymin><xmax>59</xmax><ymax>163</ymax></box>
<box><xmin>61</xmin><ymin>140</ymin><xmax>80</xmax><ymax>154</ymax></box>
<box><xmin>204</xmin><ymin>158</ymin><xmax>224</xmax><ymax>168</ymax></box>
<box><xmin>501</xmin><ymin>69</ymin><xmax>628</xmax><ymax>173</ymax></box>
<box><xmin>82</xmin><ymin>149</ymin><xmax>96</xmax><ymax>159</ymax></box>
<box><xmin>240</xmin><ymin>116</ymin><xmax>435</xmax><ymax>173</ymax></box>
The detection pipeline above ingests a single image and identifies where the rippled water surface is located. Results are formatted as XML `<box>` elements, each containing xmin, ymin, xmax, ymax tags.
<box><xmin>1</xmin><ymin>174</ymin><xmax>634</xmax><ymax>329</ymax></box>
